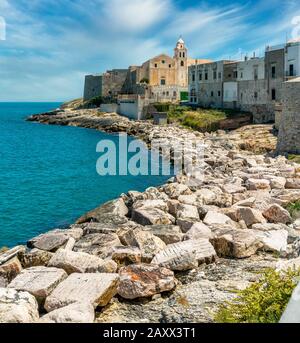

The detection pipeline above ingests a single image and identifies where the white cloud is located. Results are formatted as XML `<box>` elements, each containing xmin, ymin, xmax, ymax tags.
<box><xmin>101</xmin><ymin>0</ymin><xmax>171</xmax><ymax>33</ymax></box>
<box><xmin>0</xmin><ymin>0</ymin><xmax>299</xmax><ymax>101</ymax></box>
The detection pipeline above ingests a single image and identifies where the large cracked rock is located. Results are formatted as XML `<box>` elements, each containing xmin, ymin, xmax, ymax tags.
<box><xmin>0</xmin><ymin>288</ymin><xmax>39</xmax><ymax>323</ymax></box>
<box><xmin>176</xmin><ymin>204</ymin><xmax>200</xmax><ymax>232</ymax></box>
<box><xmin>132</xmin><ymin>207</ymin><xmax>175</xmax><ymax>226</ymax></box>
<box><xmin>254</xmin><ymin>229</ymin><xmax>288</xmax><ymax>253</ymax></box>
<box><xmin>74</xmin><ymin>233</ymin><xmax>121</xmax><ymax>258</ymax></box>
<box><xmin>48</xmin><ymin>249</ymin><xmax>116</xmax><ymax>274</ymax></box>
<box><xmin>108</xmin><ymin>246</ymin><xmax>142</xmax><ymax>267</ymax></box>
<box><xmin>38</xmin><ymin>302</ymin><xmax>95</xmax><ymax>323</ymax></box>
<box><xmin>76</xmin><ymin>198</ymin><xmax>128</xmax><ymax>224</ymax></box>
<box><xmin>118</xmin><ymin>264</ymin><xmax>176</xmax><ymax>300</ymax></box>
<box><xmin>151</xmin><ymin>239</ymin><xmax>216</xmax><ymax>271</ymax></box>
<box><xmin>20</xmin><ymin>249</ymin><xmax>54</xmax><ymax>268</ymax></box>
<box><xmin>263</xmin><ymin>204</ymin><xmax>292</xmax><ymax>224</ymax></box>
<box><xmin>184</xmin><ymin>222</ymin><xmax>213</xmax><ymax>240</ymax></box>
<box><xmin>211</xmin><ymin>229</ymin><xmax>263</xmax><ymax>258</ymax></box>
<box><xmin>0</xmin><ymin>256</ymin><xmax>23</xmax><ymax>283</ymax></box>
<box><xmin>28</xmin><ymin>228</ymin><xmax>83</xmax><ymax>252</ymax></box>
<box><xmin>44</xmin><ymin>273</ymin><xmax>119</xmax><ymax>312</ymax></box>
<box><xmin>8</xmin><ymin>266</ymin><xmax>67</xmax><ymax>305</ymax></box>
<box><xmin>144</xmin><ymin>225</ymin><xmax>184</xmax><ymax>244</ymax></box>
<box><xmin>119</xmin><ymin>228</ymin><xmax>167</xmax><ymax>263</ymax></box>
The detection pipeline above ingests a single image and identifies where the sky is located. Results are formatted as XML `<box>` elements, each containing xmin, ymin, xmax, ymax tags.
<box><xmin>0</xmin><ymin>0</ymin><xmax>300</xmax><ymax>102</ymax></box>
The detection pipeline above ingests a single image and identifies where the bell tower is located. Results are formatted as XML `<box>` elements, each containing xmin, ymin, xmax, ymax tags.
<box><xmin>174</xmin><ymin>36</ymin><xmax>188</xmax><ymax>87</ymax></box>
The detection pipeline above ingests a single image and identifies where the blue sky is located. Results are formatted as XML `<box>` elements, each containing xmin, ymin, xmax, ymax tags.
<box><xmin>0</xmin><ymin>0</ymin><xmax>300</xmax><ymax>102</ymax></box>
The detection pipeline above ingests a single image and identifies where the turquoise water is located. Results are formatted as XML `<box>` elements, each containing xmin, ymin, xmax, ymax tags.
<box><xmin>0</xmin><ymin>103</ymin><xmax>172</xmax><ymax>247</ymax></box>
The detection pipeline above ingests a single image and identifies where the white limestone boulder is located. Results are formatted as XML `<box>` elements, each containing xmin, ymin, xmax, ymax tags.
<box><xmin>8</xmin><ymin>266</ymin><xmax>67</xmax><ymax>304</ymax></box>
<box><xmin>151</xmin><ymin>239</ymin><xmax>216</xmax><ymax>271</ymax></box>
<box><xmin>254</xmin><ymin>229</ymin><xmax>288</xmax><ymax>253</ymax></box>
<box><xmin>48</xmin><ymin>249</ymin><xmax>116</xmax><ymax>274</ymax></box>
<box><xmin>119</xmin><ymin>228</ymin><xmax>166</xmax><ymax>263</ymax></box>
<box><xmin>0</xmin><ymin>288</ymin><xmax>39</xmax><ymax>323</ymax></box>
<box><xmin>144</xmin><ymin>225</ymin><xmax>184</xmax><ymax>244</ymax></box>
<box><xmin>38</xmin><ymin>302</ymin><xmax>95</xmax><ymax>323</ymax></box>
<box><xmin>211</xmin><ymin>228</ymin><xmax>263</xmax><ymax>258</ymax></box>
<box><xmin>131</xmin><ymin>207</ymin><xmax>175</xmax><ymax>226</ymax></box>
<box><xmin>203</xmin><ymin>211</ymin><xmax>232</xmax><ymax>226</ymax></box>
<box><xmin>184</xmin><ymin>222</ymin><xmax>213</xmax><ymax>241</ymax></box>
<box><xmin>44</xmin><ymin>273</ymin><xmax>119</xmax><ymax>312</ymax></box>
<box><xmin>74</xmin><ymin>233</ymin><xmax>121</xmax><ymax>258</ymax></box>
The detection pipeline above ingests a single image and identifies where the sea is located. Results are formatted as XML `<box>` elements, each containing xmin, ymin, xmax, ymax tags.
<box><xmin>0</xmin><ymin>102</ymin><xmax>172</xmax><ymax>247</ymax></box>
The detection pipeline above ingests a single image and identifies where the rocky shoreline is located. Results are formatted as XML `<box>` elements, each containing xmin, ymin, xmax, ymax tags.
<box><xmin>1</xmin><ymin>108</ymin><xmax>300</xmax><ymax>323</ymax></box>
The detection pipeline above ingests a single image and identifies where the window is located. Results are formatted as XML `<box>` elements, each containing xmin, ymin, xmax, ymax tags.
<box><xmin>169</xmin><ymin>64</ymin><xmax>172</xmax><ymax>68</ymax></box>
<box><xmin>211</xmin><ymin>91</ymin><xmax>214</xmax><ymax>97</ymax></box>
<box><xmin>199</xmin><ymin>73</ymin><xmax>202</xmax><ymax>81</ymax></box>
<box><xmin>192</xmin><ymin>73</ymin><xmax>195</xmax><ymax>82</ymax></box>
<box><xmin>213</xmin><ymin>71</ymin><xmax>217</xmax><ymax>80</ymax></box>
<box><xmin>183</xmin><ymin>52</ymin><xmax>185</xmax><ymax>58</ymax></box>
<box><xmin>234</xmin><ymin>71</ymin><xmax>238</xmax><ymax>78</ymax></box>
<box><xmin>254</xmin><ymin>92</ymin><xmax>258</xmax><ymax>99</ymax></box>
<box><xmin>241</xmin><ymin>93</ymin><xmax>243</xmax><ymax>100</ymax></box>
<box><xmin>218</xmin><ymin>91</ymin><xmax>221</xmax><ymax>97</ymax></box>
<box><xmin>228</xmin><ymin>74</ymin><xmax>232</xmax><ymax>78</ymax></box>
<box><xmin>272</xmin><ymin>88</ymin><xmax>276</xmax><ymax>100</ymax></box>
<box><xmin>160</xmin><ymin>78</ymin><xmax>166</xmax><ymax>85</ymax></box>
<box><xmin>271</xmin><ymin>66</ymin><xmax>276</xmax><ymax>79</ymax></box>
<box><xmin>218</xmin><ymin>72</ymin><xmax>222</xmax><ymax>79</ymax></box>
<box><xmin>240</xmin><ymin>72</ymin><xmax>243</xmax><ymax>79</ymax></box>
<box><xmin>205</xmin><ymin>72</ymin><xmax>208</xmax><ymax>80</ymax></box>
<box><xmin>179</xmin><ymin>52</ymin><xmax>182</xmax><ymax>58</ymax></box>
<box><xmin>289</xmin><ymin>64</ymin><xmax>294</xmax><ymax>77</ymax></box>
<box><xmin>181</xmin><ymin>61</ymin><xmax>184</xmax><ymax>67</ymax></box>
<box><xmin>254</xmin><ymin>67</ymin><xmax>258</xmax><ymax>80</ymax></box>
<box><xmin>173</xmin><ymin>91</ymin><xmax>177</xmax><ymax>97</ymax></box>
<box><xmin>155</xmin><ymin>63</ymin><xmax>158</xmax><ymax>68</ymax></box>
<box><xmin>162</xmin><ymin>60</ymin><xmax>165</xmax><ymax>64</ymax></box>
<box><xmin>166</xmin><ymin>91</ymin><xmax>169</xmax><ymax>96</ymax></box>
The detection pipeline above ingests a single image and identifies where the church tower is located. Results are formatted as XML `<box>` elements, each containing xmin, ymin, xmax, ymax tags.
<box><xmin>174</xmin><ymin>37</ymin><xmax>188</xmax><ymax>87</ymax></box>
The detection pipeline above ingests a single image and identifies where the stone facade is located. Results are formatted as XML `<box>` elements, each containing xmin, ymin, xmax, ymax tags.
<box><xmin>83</xmin><ymin>75</ymin><xmax>102</xmax><ymax>101</ymax></box>
<box><xmin>83</xmin><ymin>69</ymin><xmax>128</xmax><ymax>101</ymax></box>
<box><xmin>122</xmin><ymin>38</ymin><xmax>210</xmax><ymax>103</ymax></box>
<box><xmin>189</xmin><ymin>40</ymin><xmax>300</xmax><ymax>124</ymax></box>
<box><xmin>277</xmin><ymin>77</ymin><xmax>300</xmax><ymax>154</ymax></box>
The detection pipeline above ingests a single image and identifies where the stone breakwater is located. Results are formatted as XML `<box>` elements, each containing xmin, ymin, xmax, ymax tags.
<box><xmin>0</xmin><ymin>108</ymin><xmax>300</xmax><ymax>323</ymax></box>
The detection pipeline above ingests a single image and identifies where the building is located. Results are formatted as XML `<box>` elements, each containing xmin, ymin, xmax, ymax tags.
<box><xmin>122</xmin><ymin>38</ymin><xmax>211</xmax><ymax>102</ymax></box>
<box><xmin>83</xmin><ymin>69</ymin><xmax>128</xmax><ymax>101</ymax></box>
<box><xmin>188</xmin><ymin>39</ymin><xmax>300</xmax><ymax>123</ymax></box>
<box><xmin>189</xmin><ymin>60</ymin><xmax>234</xmax><ymax>108</ymax></box>
<box><xmin>277</xmin><ymin>77</ymin><xmax>300</xmax><ymax>154</ymax></box>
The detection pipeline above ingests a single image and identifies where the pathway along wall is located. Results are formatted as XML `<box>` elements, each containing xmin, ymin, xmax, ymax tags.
<box><xmin>277</xmin><ymin>77</ymin><xmax>300</xmax><ymax>154</ymax></box>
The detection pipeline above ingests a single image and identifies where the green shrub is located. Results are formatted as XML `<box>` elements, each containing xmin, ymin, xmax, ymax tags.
<box><xmin>288</xmin><ymin>154</ymin><xmax>300</xmax><ymax>164</ymax></box>
<box><xmin>286</xmin><ymin>201</ymin><xmax>300</xmax><ymax>219</ymax></box>
<box><xmin>214</xmin><ymin>268</ymin><xmax>300</xmax><ymax>323</ymax></box>
<box><xmin>153</xmin><ymin>103</ymin><xmax>171</xmax><ymax>113</ymax></box>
